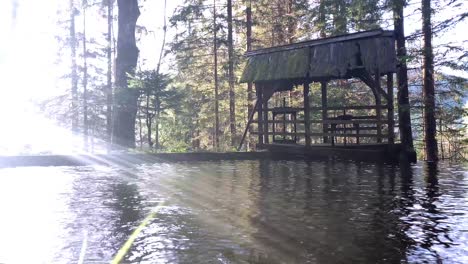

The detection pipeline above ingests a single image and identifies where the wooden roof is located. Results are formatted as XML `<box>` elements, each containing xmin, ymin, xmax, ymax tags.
<box><xmin>240</xmin><ymin>29</ymin><xmax>397</xmax><ymax>84</ymax></box>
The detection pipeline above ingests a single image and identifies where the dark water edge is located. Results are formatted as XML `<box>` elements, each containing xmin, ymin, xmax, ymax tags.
<box><xmin>0</xmin><ymin>160</ymin><xmax>467</xmax><ymax>263</ymax></box>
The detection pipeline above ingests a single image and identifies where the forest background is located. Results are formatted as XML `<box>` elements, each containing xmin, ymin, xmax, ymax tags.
<box><xmin>0</xmin><ymin>0</ymin><xmax>466</xmax><ymax>160</ymax></box>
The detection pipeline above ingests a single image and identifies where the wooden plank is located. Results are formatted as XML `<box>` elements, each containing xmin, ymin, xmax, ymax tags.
<box><xmin>304</xmin><ymin>83</ymin><xmax>311</xmax><ymax>147</ymax></box>
<box><xmin>327</xmin><ymin>127</ymin><xmax>379</xmax><ymax>131</ymax></box>
<box><xmin>375</xmin><ymin>69</ymin><xmax>383</xmax><ymax>143</ymax></box>
<box><xmin>310</xmin><ymin>133</ymin><xmax>388</xmax><ymax>138</ymax></box>
<box><xmin>311</xmin><ymin>120</ymin><xmax>389</xmax><ymax>124</ymax></box>
<box><xmin>257</xmin><ymin>84</ymin><xmax>263</xmax><ymax>145</ymax></box>
<box><xmin>263</xmin><ymin>92</ymin><xmax>269</xmax><ymax>144</ymax></box>
<box><xmin>387</xmin><ymin>73</ymin><xmax>395</xmax><ymax>144</ymax></box>
<box><xmin>245</xmin><ymin>29</ymin><xmax>392</xmax><ymax>57</ymax></box>
<box><xmin>321</xmin><ymin>81</ymin><xmax>328</xmax><ymax>143</ymax></box>
<box><xmin>251</xmin><ymin>131</ymin><xmax>388</xmax><ymax>138</ymax></box>
<box><xmin>267</xmin><ymin>107</ymin><xmax>304</xmax><ymax>113</ymax></box>
<box><xmin>310</xmin><ymin>105</ymin><xmax>388</xmax><ymax>110</ymax></box>
<box><xmin>251</xmin><ymin>132</ymin><xmax>305</xmax><ymax>136</ymax></box>
<box><xmin>237</xmin><ymin>99</ymin><xmax>260</xmax><ymax>151</ymax></box>
<box><xmin>252</xmin><ymin>120</ymin><xmax>305</xmax><ymax>124</ymax></box>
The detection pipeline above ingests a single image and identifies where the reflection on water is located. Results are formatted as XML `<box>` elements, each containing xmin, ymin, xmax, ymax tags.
<box><xmin>0</xmin><ymin>161</ymin><xmax>467</xmax><ymax>263</ymax></box>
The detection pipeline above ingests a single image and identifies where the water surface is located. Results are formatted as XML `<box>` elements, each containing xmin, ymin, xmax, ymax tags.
<box><xmin>0</xmin><ymin>160</ymin><xmax>467</xmax><ymax>263</ymax></box>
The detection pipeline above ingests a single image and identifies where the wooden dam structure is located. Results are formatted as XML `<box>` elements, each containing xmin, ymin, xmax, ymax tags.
<box><xmin>238</xmin><ymin>29</ymin><xmax>415</xmax><ymax>162</ymax></box>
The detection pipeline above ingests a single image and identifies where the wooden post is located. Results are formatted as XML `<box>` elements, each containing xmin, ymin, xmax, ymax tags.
<box><xmin>375</xmin><ymin>71</ymin><xmax>383</xmax><ymax>143</ymax></box>
<box><xmin>321</xmin><ymin>82</ymin><xmax>328</xmax><ymax>143</ymax></box>
<box><xmin>263</xmin><ymin>88</ymin><xmax>269</xmax><ymax>144</ymax></box>
<box><xmin>256</xmin><ymin>84</ymin><xmax>264</xmax><ymax>146</ymax></box>
<box><xmin>387</xmin><ymin>73</ymin><xmax>395</xmax><ymax>144</ymax></box>
<box><xmin>237</xmin><ymin>99</ymin><xmax>260</xmax><ymax>151</ymax></box>
<box><xmin>304</xmin><ymin>83</ymin><xmax>311</xmax><ymax>147</ymax></box>
<box><xmin>272</xmin><ymin>112</ymin><xmax>276</xmax><ymax>142</ymax></box>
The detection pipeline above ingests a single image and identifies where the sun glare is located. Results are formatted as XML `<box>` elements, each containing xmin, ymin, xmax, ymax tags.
<box><xmin>0</xmin><ymin>0</ymin><xmax>80</xmax><ymax>155</ymax></box>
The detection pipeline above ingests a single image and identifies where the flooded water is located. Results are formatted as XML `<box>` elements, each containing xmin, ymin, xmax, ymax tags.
<box><xmin>0</xmin><ymin>160</ymin><xmax>467</xmax><ymax>264</ymax></box>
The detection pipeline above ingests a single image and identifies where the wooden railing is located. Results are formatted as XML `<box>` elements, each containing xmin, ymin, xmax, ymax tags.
<box><xmin>250</xmin><ymin>104</ymin><xmax>394</xmax><ymax>146</ymax></box>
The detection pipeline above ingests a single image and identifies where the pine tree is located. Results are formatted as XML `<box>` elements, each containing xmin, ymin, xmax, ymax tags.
<box><xmin>422</xmin><ymin>0</ymin><xmax>438</xmax><ymax>161</ymax></box>
<box><xmin>112</xmin><ymin>0</ymin><xmax>140</xmax><ymax>148</ymax></box>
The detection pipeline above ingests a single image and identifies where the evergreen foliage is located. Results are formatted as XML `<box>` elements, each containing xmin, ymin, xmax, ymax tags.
<box><xmin>42</xmin><ymin>0</ymin><xmax>467</xmax><ymax>160</ymax></box>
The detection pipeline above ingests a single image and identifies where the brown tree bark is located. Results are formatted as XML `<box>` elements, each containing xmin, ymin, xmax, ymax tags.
<box><xmin>422</xmin><ymin>0</ymin><xmax>438</xmax><ymax>161</ymax></box>
<box><xmin>393</xmin><ymin>0</ymin><xmax>415</xmax><ymax>152</ymax></box>
<box><xmin>227</xmin><ymin>0</ymin><xmax>237</xmax><ymax>146</ymax></box>
<box><xmin>82</xmin><ymin>5</ymin><xmax>89</xmax><ymax>151</ymax></box>
<box><xmin>70</xmin><ymin>0</ymin><xmax>78</xmax><ymax>135</ymax></box>
<box><xmin>318</xmin><ymin>0</ymin><xmax>327</xmax><ymax>38</ymax></box>
<box><xmin>112</xmin><ymin>0</ymin><xmax>140</xmax><ymax>148</ymax></box>
<box><xmin>213</xmin><ymin>0</ymin><xmax>220</xmax><ymax>150</ymax></box>
<box><xmin>106</xmin><ymin>0</ymin><xmax>113</xmax><ymax>149</ymax></box>
<box><xmin>246</xmin><ymin>1</ymin><xmax>253</xmax><ymax>149</ymax></box>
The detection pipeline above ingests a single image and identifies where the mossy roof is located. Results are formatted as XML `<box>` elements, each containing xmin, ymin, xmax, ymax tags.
<box><xmin>240</xmin><ymin>29</ymin><xmax>396</xmax><ymax>83</ymax></box>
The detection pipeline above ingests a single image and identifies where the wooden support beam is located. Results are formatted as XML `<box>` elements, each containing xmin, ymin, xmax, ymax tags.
<box><xmin>310</xmin><ymin>120</ymin><xmax>389</xmax><ymax>124</ymax></box>
<box><xmin>357</xmin><ymin>70</ymin><xmax>390</xmax><ymax>102</ymax></box>
<box><xmin>251</xmin><ymin>131</ymin><xmax>388</xmax><ymax>138</ymax></box>
<box><xmin>387</xmin><ymin>73</ymin><xmax>395</xmax><ymax>144</ymax></box>
<box><xmin>256</xmin><ymin>84</ymin><xmax>264</xmax><ymax>145</ymax></box>
<box><xmin>253</xmin><ymin>120</ymin><xmax>305</xmax><ymax>124</ymax></box>
<box><xmin>321</xmin><ymin>81</ymin><xmax>328</xmax><ymax>143</ymax></box>
<box><xmin>375</xmin><ymin>70</ymin><xmax>383</xmax><ymax>143</ymax></box>
<box><xmin>237</xmin><ymin>99</ymin><xmax>260</xmax><ymax>151</ymax></box>
<box><xmin>266</xmin><ymin>107</ymin><xmax>304</xmax><ymax>112</ymax></box>
<box><xmin>310</xmin><ymin>105</ymin><xmax>388</xmax><ymax>111</ymax></box>
<box><xmin>304</xmin><ymin>82</ymin><xmax>311</xmax><ymax>147</ymax></box>
<box><xmin>263</xmin><ymin>91</ymin><xmax>269</xmax><ymax>144</ymax></box>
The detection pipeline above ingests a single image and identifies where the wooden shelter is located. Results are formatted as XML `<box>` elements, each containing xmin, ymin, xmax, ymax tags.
<box><xmin>238</xmin><ymin>29</ymin><xmax>414</xmax><ymax>162</ymax></box>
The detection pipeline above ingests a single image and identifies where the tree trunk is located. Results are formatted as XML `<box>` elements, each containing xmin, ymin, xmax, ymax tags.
<box><xmin>333</xmin><ymin>0</ymin><xmax>347</xmax><ymax>35</ymax></box>
<box><xmin>246</xmin><ymin>1</ymin><xmax>253</xmax><ymax>149</ymax></box>
<box><xmin>106</xmin><ymin>0</ymin><xmax>113</xmax><ymax>149</ymax></box>
<box><xmin>83</xmin><ymin>6</ymin><xmax>89</xmax><ymax>151</ymax></box>
<box><xmin>156</xmin><ymin>0</ymin><xmax>167</xmax><ymax>74</ymax></box>
<box><xmin>155</xmin><ymin>97</ymin><xmax>160</xmax><ymax>151</ymax></box>
<box><xmin>112</xmin><ymin>0</ymin><xmax>140</xmax><ymax>148</ymax></box>
<box><xmin>286</xmin><ymin>0</ymin><xmax>296</xmax><ymax>44</ymax></box>
<box><xmin>422</xmin><ymin>0</ymin><xmax>438</xmax><ymax>161</ymax></box>
<box><xmin>213</xmin><ymin>0</ymin><xmax>220</xmax><ymax>151</ymax></box>
<box><xmin>318</xmin><ymin>0</ymin><xmax>327</xmax><ymax>38</ymax></box>
<box><xmin>145</xmin><ymin>91</ymin><xmax>152</xmax><ymax>149</ymax></box>
<box><xmin>393</xmin><ymin>0</ymin><xmax>415</xmax><ymax>152</ymax></box>
<box><xmin>227</xmin><ymin>0</ymin><xmax>236</xmax><ymax>146</ymax></box>
<box><xmin>439</xmin><ymin>117</ymin><xmax>444</xmax><ymax>159</ymax></box>
<box><xmin>70</xmin><ymin>0</ymin><xmax>78</xmax><ymax>135</ymax></box>
<box><xmin>138</xmin><ymin>100</ymin><xmax>143</xmax><ymax>149</ymax></box>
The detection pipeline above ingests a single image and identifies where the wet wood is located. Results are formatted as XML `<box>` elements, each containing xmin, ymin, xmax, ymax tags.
<box><xmin>375</xmin><ymin>69</ymin><xmax>383</xmax><ymax>143</ymax></box>
<box><xmin>263</xmin><ymin>93</ymin><xmax>269</xmax><ymax>144</ymax></box>
<box><xmin>311</xmin><ymin>120</ymin><xmax>389</xmax><ymax>124</ymax></box>
<box><xmin>238</xmin><ymin>99</ymin><xmax>260</xmax><ymax>151</ymax></box>
<box><xmin>251</xmin><ymin>132</ymin><xmax>387</xmax><ymax>138</ymax></box>
<box><xmin>256</xmin><ymin>84</ymin><xmax>264</xmax><ymax>145</ymax></box>
<box><xmin>310</xmin><ymin>105</ymin><xmax>388</xmax><ymax>111</ymax></box>
<box><xmin>245</xmin><ymin>29</ymin><xmax>393</xmax><ymax>56</ymax></box>
<box><xmin>387</xmin><ymin>73</ymin><xmax>395</xmax><ymax>144</ymax></box>
<box><xmin>304</xmin><ymin>83</ymin><xmax>311</xmax><ymax>146</ymax></box>
<box><xmin>321</xmin><ymin>81</ymin><xmax>328</xmax><ymax>143</ymax></box>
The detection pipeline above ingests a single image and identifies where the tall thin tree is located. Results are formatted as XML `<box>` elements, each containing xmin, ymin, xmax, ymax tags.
<box><xmin>213</xmin><ymin>0</ymin><xmax>220</xmax><ymax>150</ymax></box>
<box><xmin>393</xmin><ymin>0</ymin><xmax>415</xmax><ymax>154</ymax></box>
<box><xmin>70</xmin><ymin>0</ymin><xmax>78</xmax><ymax>135</ymax></box>
<box><xmin>106</xmin><ymin>0</ymin><xmax>113</xmax><ymax>149</ymax></box>
<box><xmin>112</xmin><ymin>0</ymin><xmax>140</xmax><ymax>148</ymax></box>
<box><xmin>246</xmin><ymin>0</ymin><xmax>253</xmax><ymax>148</ymax></box>
<box><xmin>82</xmin><ymin>1</ymin><xmax>89</xmax><ymax>151</ymax></box>
<box><xmin>227</xmin><ymin>0</ymin><xmax>236</xmax><ymax>146</ymax></box>
<box><xmin>155</xmin><ymin>0</ymin><xmax>168</xmax><ymax>151</ymax></box>
<box><xmin>422</xmin><ymin>0</ymin><xmax>438</xmax><ymax>161</ymax></box>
